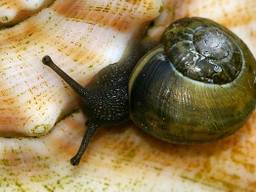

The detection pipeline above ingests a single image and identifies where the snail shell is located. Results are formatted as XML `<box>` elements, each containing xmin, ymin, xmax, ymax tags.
<box><xmin>129</xmin><ymin>17</ymin><xmax>256</xmax><ymax>143</ymax></box>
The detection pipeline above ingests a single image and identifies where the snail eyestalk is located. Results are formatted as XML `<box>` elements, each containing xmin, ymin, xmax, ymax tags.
<box><xmin>70</xmin><ymin>122</ymin><xmax>98</xmax><ymax>166</ymax></box>
<box><xmin>42</xmin><ymin>55</ymin><xmax>88</xmax><ymax>97</ymax></box>
<box><xmin>42</xmin><ymin>55</ymin><xmax>100</xmax><ymax>166</ymax></box>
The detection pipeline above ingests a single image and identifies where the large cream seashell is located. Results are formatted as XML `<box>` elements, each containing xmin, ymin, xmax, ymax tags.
<box><xmin>0</xmin><ymin>0</ymin><xmax>161</xmax><ymax>136</ymax></box>
<box><xmin>0</xmin><ymin>0</ymin><xmax>256</xmax><ymax>191</ymax></box>
<box><xmin>0</xmin><ymin>0</ymin><xmax>55</xmax><ymax>26</ymax></box>
<box><xmin>0</xmin><ymin>111</ymin><xmax>256</xmax><ymax>191</ymax></box>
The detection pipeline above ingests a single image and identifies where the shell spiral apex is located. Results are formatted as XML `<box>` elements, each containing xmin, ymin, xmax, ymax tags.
<box><xmin>162</xmin><ymin>17</ymin><xmax>245</xmax><ymax>84</ymax></box>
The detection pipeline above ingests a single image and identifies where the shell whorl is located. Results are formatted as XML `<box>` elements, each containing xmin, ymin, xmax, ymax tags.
<box><xmin>162</xmin><ymin>17</ymin><xmax>243</xmax><ymax>84</ymax></box>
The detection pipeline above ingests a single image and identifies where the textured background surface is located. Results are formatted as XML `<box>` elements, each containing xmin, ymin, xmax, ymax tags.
<box><xmin>0</xmin><ymin>0</ymin><xmax>55</xmax><ymax>26</ymax></box>
<box><xmin>0</xmin><ymin>0</ymin><xmax>255</xmax><ymax>191</ymax></box>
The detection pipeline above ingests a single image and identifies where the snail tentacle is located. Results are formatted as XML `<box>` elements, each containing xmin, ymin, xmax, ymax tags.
<box><xmin>70</xmin><ymin>122</ymin><xmax>99</xmax><ymax>166</ymax></box>
<box><xmin>42</xmin><ymin>56</ymin><xmax>88</xmax><ymax>97</ymax></box>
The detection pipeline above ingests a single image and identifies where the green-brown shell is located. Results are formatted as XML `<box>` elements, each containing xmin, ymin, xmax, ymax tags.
<box><xmin>129</xmin><ymin>17</ymin><xmax>256</xmax><ymax>143</ymax></box>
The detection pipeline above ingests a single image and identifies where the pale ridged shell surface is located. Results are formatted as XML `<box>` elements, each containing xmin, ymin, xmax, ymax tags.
<box><xmin>0</xmin><ymin>0</ymin><xmax>161</xmax><ymax>136</ymax></box>
<box><xmin>0</xmin><ymin>0</ymin><xmax>256</xmax><ymax>192</ymax></box>
<box><xmin>0</xmin><ymin>111</ymin><xmax>256</xmax><ymax>191</ymax></box>
<box><xmin>0</xmin><ymin>0</ymin><xmax>55</xmax><ymax>26</ymax></box>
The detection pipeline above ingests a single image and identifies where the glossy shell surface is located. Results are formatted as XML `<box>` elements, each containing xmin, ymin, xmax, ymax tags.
<box><xmin>129</xmin><ymin>17</ymin><xmax>256</xmax><ymax>143</ymax></box>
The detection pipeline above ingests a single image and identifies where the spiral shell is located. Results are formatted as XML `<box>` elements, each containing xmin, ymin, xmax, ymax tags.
<box><xmin>129</xmin><ymin>17</ymin><xmax>256</xmax><ymax>143</ymax></box>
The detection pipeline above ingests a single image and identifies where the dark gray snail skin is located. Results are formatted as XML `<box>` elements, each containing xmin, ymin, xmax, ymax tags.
<box><xmin>42</xmin><ymin>17</ymin><xmax>256</xmax><ymax>166</ymax></box>
<box><xmin>42</xmin><ymin>42</ymin><xmax>146</xmax><ymax>166</ymax></box>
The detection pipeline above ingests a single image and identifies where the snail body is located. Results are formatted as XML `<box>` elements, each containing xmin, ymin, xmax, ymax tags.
<box><xmin>42</xmin><ymin>17</ymin><xmax>256</xmax><ymax>166</ymax></box>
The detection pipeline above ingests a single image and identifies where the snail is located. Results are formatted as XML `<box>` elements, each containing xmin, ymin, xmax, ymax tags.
<box><xmin>42</xmin><ymin>17</ymin><xmax>256</xmax><ymax>166</ymax></box>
